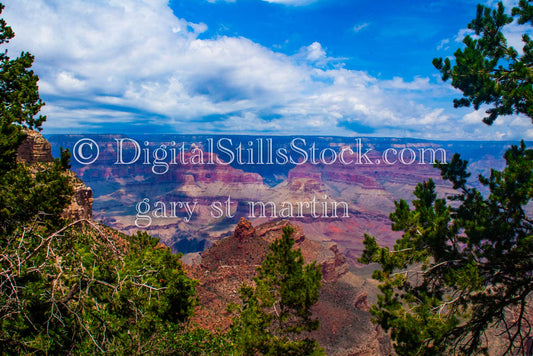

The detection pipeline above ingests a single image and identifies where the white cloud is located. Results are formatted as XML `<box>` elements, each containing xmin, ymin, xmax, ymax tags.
<box><xmin>55</xmin><ymin>71</ymin><xmax>86</xmax><ymax>91</ymax></box>
<box><xmin>0</xmin><ymin>0</ymin><xmax>525</xmax><ymax>140</ymax></box>
<box><xmin>302</xmin><ymin>42</ymin><xmax>327</xmax><ymax>62</ymax></box>
<box><xmin>454</xmin><ymin>28</ymin><xmax>475</xmax><ymax>43</ymax></box>
<box><xmin>437</xmin><ymin>38</ymin><xmax>449</xmax><ymax>50</ymax></box>
<box><xmin>502</xmin><ymin>21</ymin><xmax>533</xmax><ymax>53</ymax></box>
<box><xmin>463</xmin><ymin>110</ymin><xmax>486</xmax><ymax>124</ymax></box>
<box><xmin>419</xmin><ymin>108</ymin><xmax>449</xmax><ymax>125</ymax></box>
<box><xmin>381</xmin><ymin>77</ymin><xmax>432</xmax><ymax>91</ymax></box>
<box><xmin>352</xmin><ymin>23</ymin><xmax>369</xmax><ymax>33</ymax></box>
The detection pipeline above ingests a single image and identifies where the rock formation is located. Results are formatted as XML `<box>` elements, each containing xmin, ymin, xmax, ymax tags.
<box><xmin>187</xmin><ymin>219</ymin><xmax>392</xmax><ymax>355</ymax></box>
<box><xmin>16</xmin><ymin>129</ymin><xmax>93</xmax><ymax>220</ymax></box>
<box><xmin>51</xmin><ymin>135</ymin><xmax>461</xmax><ymax>265</ymax></box>
<box><xmin>62</xmin><ymin>172</ymin><xmax>93</xmax><ymax>220</ymax></box>
<box><xmin>233</xmin><ymin>217</ymin><xmax>256</xmax><ymax>242</ymax></box>
<box><xmin>17</xmin><ymin>129</ymin><xmax>53</xmax><ymax>164</ymax></box>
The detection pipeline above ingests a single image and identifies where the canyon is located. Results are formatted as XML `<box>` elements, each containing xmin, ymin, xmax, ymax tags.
<box><xmin>48</xmin><ymin>134</ymin><xmax>513</xmax><ymax>266</ymax></box>
<box><xmin>43</xmin><ymin>135</ymin><xmax>520</xmax><ymax>356</ymax></box>
<box><xmin>22</xmin><ymin>132</ymin><xmax>527</xmax><ymax>355</ymax></box>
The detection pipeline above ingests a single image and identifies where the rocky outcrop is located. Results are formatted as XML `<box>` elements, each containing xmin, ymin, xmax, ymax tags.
<box><xmin>16</xmin><ymin>129</ymin><xmax>93</xmax><ymax>220</ymax></box>
<box><xmin>286</xmin><ymin>177</ymin><xmax>325</xmax><ymax>193</ymax></box>
<box><xmin>76</xmin><ymin>147</ymin><xmax>265</xmax><ymax>186</ymax></box>
<box><xmin>354</xmin><ymin>291</ymin><xmax>369</xmax><ymax>311</ymax></box>
<box><xmin>200</xmin><ymin>218</ymin><xmax>269</xmax><ymax>270</ymax></box>
<box><xmin>62</xmin><ymin>173</ymin><xmax>93</xmax><ymax>220</ymax></box>
<box><xmin>234</xmin><ymin>217</ymin><xmax>256</xmax><ymax>242</ymax></box>
<box><xmin>17</xmin><ymin>129</ymin><xmax>53</xmax><ymax>164</ymax></box>
<box><xmin>321</xmin><ymin>244</ymin><xmax>349</xmax><ymax>282</ymax></box>
<box><xmin>187</xmin><ymin>219</ymin><xmax>391</xmax><ymax>355</ymax></box>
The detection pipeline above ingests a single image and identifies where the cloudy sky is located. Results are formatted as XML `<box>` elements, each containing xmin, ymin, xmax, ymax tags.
<box><xmin>2</xmin><ymin>0</ymin><xmax>532</xmax><ymax>139</ymax></box>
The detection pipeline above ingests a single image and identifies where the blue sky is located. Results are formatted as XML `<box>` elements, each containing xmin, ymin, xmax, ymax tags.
<box><xmin>173</xmin><ymin>0</ymin><xmax>473</xmax><ymax>79</ymax></box>
<box><xmin>2</xmin><ymin>0</ymin><xmax>532</xmax><ymax>139</ymax></box>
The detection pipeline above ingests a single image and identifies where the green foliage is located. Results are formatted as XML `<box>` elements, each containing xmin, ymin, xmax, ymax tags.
<box><xmin>168</xmin><ymin>327</ymin><xmax>236</xmax><ymax>355</ymax></box>
<box><xmin>0</xmin><ymin>5</ymin><xmax>200</xmax><ymax>354</ymax></box>
<box><xmin>364</xmin><ymin>2</ymin><xmax>533</xmax><ymax>354</ymax></box>
<box><xmin>0</xmin><ymin>224</ymin><xmax>198</xmax><ymax>354</ymax></box>
<box><xmin>0</xmin><ymin>159</ymin><xmax>74</xmax><ymax>235</ymax></box>
<box><xmin>360</xmin><ymin>142</ymin><xmax>533</xmax><ymax>355</ymax></box>
<box><xmin>433</xmin><ymin>0</ymin><xmax>533</xmax><ymax>124</ymax></box>
<box><xmin>0</xmin><ymin>3</ymin><xmax>70</xmax><ymax>236</ymax></box>
<box><xmin>0</xmin><ymin>3</ymin><xmax>45</xmax><ymax>173</ymax></box>
<box><xmin>0</xmin><ymin>2</ymin><xmax>45</xmax><ymax>130</ymax></box>
<box><xmin>231</xmin><ymin>226</ymin><xmax>324</xmax><ymax>355</ymax></box>
<box><xmin>60</xmin><ymin>147</ymin><xmax>72</xmax><ymax>170</ymax></box>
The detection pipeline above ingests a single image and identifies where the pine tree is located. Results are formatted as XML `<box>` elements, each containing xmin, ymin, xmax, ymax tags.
<box><xmin>361</xmin><ymin>1</ymin><xmax>533</xmax><ymax>354</ymax></box>
<box><xmin>0</xmin><ymin>3</ymin><xmax>45</xmax><ymax>173</ymax></box>
<box><xmin>433</xmin><ymin>0</ymin><xmax>533</xmax><ymax>124</ymax></box>
<box><xmin>0</xmin><ymin>2</ymin><xmax>72</xmax><ymax>235</ymax></box>
<box><xmin>231</xmin><ymin>226</ymin><xmax>324</xmax><ymax>355</ymax></box>
<box><xmin>0</xmin><ymin>4</ymin><xmax>198</xmax><ymax>353</ymax></box>
<box><xmin>360</xmin><ymin>145</ymin><xmax>533</xmax><ymax>355</ymax></box>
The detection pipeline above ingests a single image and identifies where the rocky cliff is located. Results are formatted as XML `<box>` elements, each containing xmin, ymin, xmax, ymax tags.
<box><xmin>47</xmin><ymin>135</ymin><xmax>465</xmax><ymax>266</ymax></box>
<box><xmin>17</xmin><ymin>129</ymin><xmax>93</xmax><ymax>220</ymax></box>
<box><xmin>17</xmin><ymin>129</ymin><xmax>54</xmax><ymax>164</ymax></box>
<box><xmin>62</xmin><ymin>171</ymin><xmax>94</xmax><ymax>220</ymax></box>
<box><xmin>186</xmin><ymin>218</ymin><xmax>392</xmax><ymax>356</ymax></box>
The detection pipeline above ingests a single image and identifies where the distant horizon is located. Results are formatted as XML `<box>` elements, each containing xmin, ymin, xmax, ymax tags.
<box><xmin>44</xmin><ymin>132</ymin><xmax>533</xmax><ymax>144</ymax></box>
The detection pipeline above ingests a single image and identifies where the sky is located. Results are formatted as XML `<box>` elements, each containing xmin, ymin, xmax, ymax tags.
<box><xmin>2</xmin><ymin>0</ymin><xmax>532</xmax><ymax>140</ymax></box>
